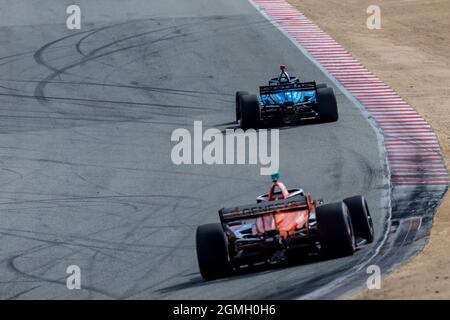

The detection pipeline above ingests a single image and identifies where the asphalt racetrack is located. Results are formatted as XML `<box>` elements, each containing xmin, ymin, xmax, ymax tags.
<box><xmin>0</xmin><ymin>0</ymin><xmax>389</xmax><ymax>299</ymax></box>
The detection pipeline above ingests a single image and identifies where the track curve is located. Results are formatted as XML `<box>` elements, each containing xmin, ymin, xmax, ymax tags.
<box><xmin>0</xmin><ymin>0</ymin><xmax>389</xmax><ymax>299</ymax></box>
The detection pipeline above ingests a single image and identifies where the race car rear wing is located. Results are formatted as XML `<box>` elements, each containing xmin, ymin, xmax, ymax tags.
<box><xmin>219</xmin><ymin>195</ymin><xmax>310</xmax><ymax>223</ymax></box>
<box><xmin>259</xmin><ymin>81</ymin><xmax>316</xmax><ymax>95</ymax></box>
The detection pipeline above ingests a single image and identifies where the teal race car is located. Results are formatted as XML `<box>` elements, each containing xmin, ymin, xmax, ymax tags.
<box><xmin>235</xmin><ymin>65</ymin><xmax>338</xmax><ymax>129</ymax></box>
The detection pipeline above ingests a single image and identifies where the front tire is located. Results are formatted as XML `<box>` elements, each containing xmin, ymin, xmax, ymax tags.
<box><xmin>235</xmin><ymin>91</ymin><xmax>248</xmax><ymax>122</ymax></box>
<box><xmin>316</xmin><ymin>202</ymin><xmax>356</xmax><ymax>256</ymax></box>
<box><xmin>196</xmin><ymin>223</ymin><xmax>232</xmax><ymax>280</ymax></box>
<box><xmin>343</xmin><ymin>195</ymin><xmax>374</xmax><ymax>243</ymax></box>
<box><xmin>239</xmin><ymin>94</ymin><xmax>261</xmax><ymax>130</ymax></box>
<box><xmin>315</xmin><ymin>87</ymin><xmax>338</xmax><ymax>122</ymax></box>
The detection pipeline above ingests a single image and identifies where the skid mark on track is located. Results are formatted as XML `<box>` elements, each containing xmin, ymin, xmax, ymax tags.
<box><xmin>0</xmin><ymin>3</ymin><xmax>394</xmax><ymax>299</ymax></box>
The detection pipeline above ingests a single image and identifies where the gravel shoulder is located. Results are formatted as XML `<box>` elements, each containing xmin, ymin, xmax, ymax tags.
<box><xmin>287</xmin><ymin>0</ymin><xmax>450</xmax><ymax>299</ymax></box>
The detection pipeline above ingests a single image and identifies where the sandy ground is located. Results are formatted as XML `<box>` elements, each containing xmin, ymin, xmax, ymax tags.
<box><xmin>287</xmin><ymin>0</ymin><xmax>450</xmax><ymax>299</ymax></box>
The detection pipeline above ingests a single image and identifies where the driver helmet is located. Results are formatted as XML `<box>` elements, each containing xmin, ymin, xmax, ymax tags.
<box><xmin>278</xmin><ymin>64</ymin><xmax>291</xmax><ymax>83</ymax></box>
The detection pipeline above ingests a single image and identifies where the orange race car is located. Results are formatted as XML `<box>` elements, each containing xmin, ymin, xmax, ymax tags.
<box><xmin>196</xmin><ymin>173</ymin><xmax>374</xmax><ymax>280</ymax></box>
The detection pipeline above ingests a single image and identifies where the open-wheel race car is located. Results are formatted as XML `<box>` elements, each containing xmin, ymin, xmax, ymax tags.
<box><xmin>235</xmin><ymin>65</ymin><xmax>338</xmax><ymax>130</ymax></box>
<box><xmin>196</xmin><ymin>173</ymin><xmax>374</xmax><ymax>280</ymax></box>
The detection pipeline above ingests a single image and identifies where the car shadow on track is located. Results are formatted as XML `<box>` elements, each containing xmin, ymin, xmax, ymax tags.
<box><xmin>155</xmin><ymin>253</ymin><xmax>332</xmax><ymax>295</ymax></box>
<box><xmin>214</xmin><ymin>119</ymin><xmax>326</xmax><ymax>132</ymax></box>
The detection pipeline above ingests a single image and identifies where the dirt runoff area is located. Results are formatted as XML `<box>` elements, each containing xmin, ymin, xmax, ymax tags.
<box><xmin>286</xmin><ymin>0</ymin><xmax>450</xmax><ymax>299</ymax></box>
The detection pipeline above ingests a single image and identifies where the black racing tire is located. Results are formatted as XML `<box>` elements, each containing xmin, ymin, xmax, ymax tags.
<box><xmin>239</xmin><ymin>94</ymin><xmax>261</xmax><ymax>130</ymax></box>
<box><xmin>316</xmin><ymin>83</ymin><xmax>327</xmax><ymax>89</ymax></box>
<box><xmin>196</xmin><ymin>223</ymin><xmax>232</xmax><ymax>280</ymax></box>
<box><xmin>343</xmin><ymin>195</ymin><xmax>374</xmax><ymax>243</ymax></box>
<box><xmin>316</xmin><ymin>202</ymin><xmax>356</xmax><ymax>256</ymax></box>
<box><xmin>235</xmin><ymin>91</ymin><xmax>248</xmax><ymax>122</ymax></box>
<box><xmin>315</xmin><ymin>87</ymin><xmax>338</xmax><ymax>122</ymax></box>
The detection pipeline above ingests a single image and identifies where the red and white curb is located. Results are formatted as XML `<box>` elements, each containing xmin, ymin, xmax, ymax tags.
<box><xmin>250</xmin><ymin>0</ymin><xmax>449</xmax><ymax>188</ymax></box>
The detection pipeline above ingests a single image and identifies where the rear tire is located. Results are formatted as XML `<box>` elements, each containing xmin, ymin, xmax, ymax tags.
<box><xmin>239</xmin><ymin>94</ymin><xmax>261</xmax><ymax>130</ymax></box>
<box><xmin>235</xmin><ymin>91</ymin><xmax>248</xmax><ymax>122</ymax></box>
<box><xmin>196</xmin><ymin>223</ymin><xmax>232</xmax><ymax>280</ymax></box>
<box><xmin>343</xmin><ymin>195</ymin><xmax>374</xmax><ymax>243</ymax></box>
<box><xmin>316</xmin><ymin>202</ymin><xmax>355</xmax><ymax>256</ymax></box>
<box><xmin>315</xmin><ymin>87</ymin><xmax>338</xmax><ymax>122</ymax></box>
<box><xmin>316</xmin><ymin>83</ymin><xmax>327</xmax><ymax>89</ymax></box>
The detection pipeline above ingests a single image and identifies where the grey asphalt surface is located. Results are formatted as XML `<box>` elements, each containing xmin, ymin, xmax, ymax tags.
<box><xmin>0</xmin><ymin>0</ymin><xmax>389</xmax><ymax>299</ymax></box>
